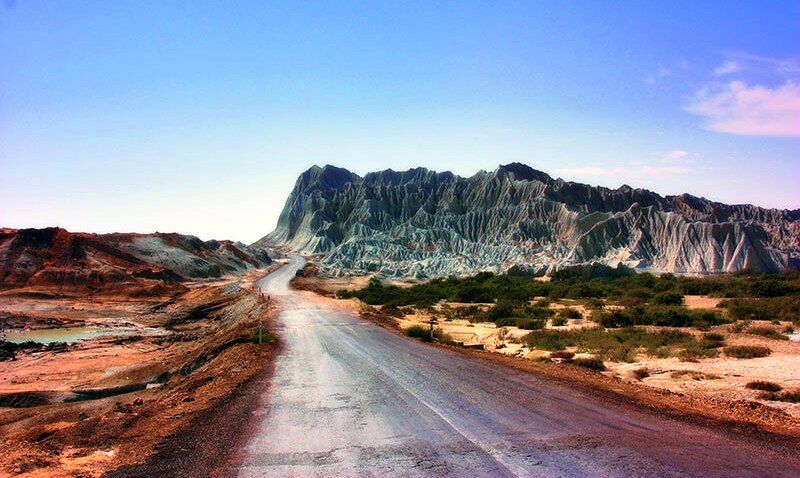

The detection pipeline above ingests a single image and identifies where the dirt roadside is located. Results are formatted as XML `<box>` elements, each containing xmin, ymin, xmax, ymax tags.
<box><xmin>292</xmin><ymin>274</ymin><xmax>800</xmax><ymax>441</ymax></box>
<box><xmin>0</xmin><ymin>268</ymin><xmax>281</xmax><ymax>478</ymax></box>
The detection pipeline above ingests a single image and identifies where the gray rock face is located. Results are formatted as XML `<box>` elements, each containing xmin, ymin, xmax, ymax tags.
<box><xmin>258</xmin><ymin>163</ymin><xmax>799</xmax><ymax>278</ymax></box>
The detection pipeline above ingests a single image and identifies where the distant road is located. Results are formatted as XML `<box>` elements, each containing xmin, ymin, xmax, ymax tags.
<box><xmin>229</xmin><ymin>255</ymin><xmax>799</xmax><ymax>477</ymax></box>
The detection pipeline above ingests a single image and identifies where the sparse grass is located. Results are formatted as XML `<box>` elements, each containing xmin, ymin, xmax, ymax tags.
<box><xmin>250</xmin><ymin>328</ymin><xmax>275</xmax><ymax>344</ymax></box>
<box><xmin>746</xmin><ymin>325</ymin><xmax>789</xmax><ymax>340</ymax></box>
<box><xmin>678</xmin><ymin>341</ymin><xmax>720</xmax><ymax>361</ymax></box>
<box><xmin>432</xmin><ymin>327</ymin><xmax>455</xmax><ymax>345</ymax></box>
<box><xmin>729</xmin><ymin>319</ymin><xmax>751</xmax><ymax>333</ymax></box>
<box><xmin>381</xmin><ymin>304</ymin><xmax>406</xmax><ymax>317</ymax></box>
<box><xmin>495</xmin><ymin>317</ymin><xmax>545</xmax><ymax>330</ymax></box>
<box><xmin>746</xmin><ymin>381</ymin><xmax>783</xmax><ymax>392</ymax></box>
<box><xmin>523</xmin><ymin>327</ymin><xmax>706</xmax><ymax>362</ymax></box>
<box><xmin>570</xmin><ymin>358</ymin><xmax>606</xmax><ymax>371</ymax></box>
<box><xmin>670</xmin><ymin>370</ymin><xmax>721</xmax><ymax>380</ymax></box>
<box><xmin>724</xmin><ymin>345</ymin><xmax>771</xmax><ymax>359</ymax></box>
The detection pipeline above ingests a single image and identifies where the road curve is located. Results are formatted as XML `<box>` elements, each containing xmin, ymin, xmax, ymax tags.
<box><xmin>230</xmin><ymin>255</ymin><xmax>800</xmax><ymax>477</ymax></box>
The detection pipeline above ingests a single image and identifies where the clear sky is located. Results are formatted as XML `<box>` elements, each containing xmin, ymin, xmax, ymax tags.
<box><xmin>1</xmin><ymin>1</ymin><xmax>798</xmax><ymax>243</ymax></box>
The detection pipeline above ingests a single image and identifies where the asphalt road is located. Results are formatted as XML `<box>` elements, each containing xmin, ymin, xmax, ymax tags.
<box><xmin>230</xmin><ymin>255</ymin><xmax>800</xmax><ymax>477</ymax></box>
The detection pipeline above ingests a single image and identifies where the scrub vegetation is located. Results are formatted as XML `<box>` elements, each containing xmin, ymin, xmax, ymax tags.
<box><xmin>350</xmin><ymin>265</ymin><xmax>797</xmax><ymax>390</ymax></box>
<box><xmin>340</xmin><ymin>265</ymin><xmax>800</xmax><ymax>328</ymax></box>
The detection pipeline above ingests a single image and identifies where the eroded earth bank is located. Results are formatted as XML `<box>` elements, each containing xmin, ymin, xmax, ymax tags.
<box><xmin>0</xmin><ymin>270</ymin><xmax>278</xmax><ymax>477</ymax></box>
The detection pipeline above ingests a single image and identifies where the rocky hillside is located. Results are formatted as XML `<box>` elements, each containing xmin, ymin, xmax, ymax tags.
<box><xmin>259</xmin><ymin>163</ymin><xmax>800</xmax><ymax>278</ymax></box>
<box><xmin>0</xmin><ymin>228</ymin><xmax>272</xmax><ymax>296</ymax></box>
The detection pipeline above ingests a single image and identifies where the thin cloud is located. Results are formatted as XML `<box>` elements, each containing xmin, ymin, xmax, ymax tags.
<box><xmin>662</xmin><ymin>150</ymin><xmax>689</xmax><ymax>162</ymax></box>
<box><xmin>686</xmin><ymin>81</ymin><xmax>800</xmax><ymax>137</ymax></box>
<box><xmin>725</xmin><ymin>52</ymin><xmax>800</xmax><ymax>74</ymax></box>
<box><xmin>714</xmin><ymin>61</ymin><xmax>741</xmax><ymax>76</ymax></box>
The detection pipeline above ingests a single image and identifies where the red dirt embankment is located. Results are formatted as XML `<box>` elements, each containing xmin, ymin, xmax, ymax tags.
<box><xmin>0</xmin><ymin>269</ymin><xmax>280</xmax><ymax>478</ymax></box>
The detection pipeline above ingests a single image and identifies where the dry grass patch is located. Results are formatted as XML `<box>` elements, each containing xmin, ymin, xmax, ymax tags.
<box><xmin>670</xmin><ymin>370</ymin><xmax>721</xmax><ymax>380</ymax></box>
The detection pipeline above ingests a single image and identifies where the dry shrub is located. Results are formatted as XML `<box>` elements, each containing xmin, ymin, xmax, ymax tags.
<box><xmin>746</xmin><ymin>381</ymin><xmax>782</xmax><ymax>392</ymax></box>
<box><xmin>724</xmin><ymin>345</ymin><xmax>771</xmax><ymax>359</ymax></box>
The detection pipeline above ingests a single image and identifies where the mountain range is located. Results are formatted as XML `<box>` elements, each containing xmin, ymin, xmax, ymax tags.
<box><xmin>259</xmin><ymin>163</ymin><xmax>800</xmax><ymax>278</ymax></box>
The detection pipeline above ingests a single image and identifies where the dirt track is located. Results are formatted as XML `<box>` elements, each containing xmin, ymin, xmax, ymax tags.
<box><xmin>226</xmin><ymin>256</ymin><xmax>800</xmax><ymax>477</ymax></box>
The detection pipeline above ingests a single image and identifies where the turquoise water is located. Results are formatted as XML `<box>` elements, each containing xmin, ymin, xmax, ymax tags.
<box><xmin>2</xmin><ymin>327</ymin><xmax>136</xmax><ymax>344</ymax></box>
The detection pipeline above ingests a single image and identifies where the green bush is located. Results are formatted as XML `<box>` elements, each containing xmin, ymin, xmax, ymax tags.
<box><xmin>570</xmin><ymin>358</ymin><xmax>606</xmax><ymax>371</ymax></box>
<box><xmin>523</xmin><ymin>327</ymin><xmax>700</xmax><ymax>362</ymax></box>
<box><xmin>746</xmin><ymin>326</ymin><xmax>789</xmax><ymax>340</ymax></box>
<box><xmin>558</xmin><ymin>307</ymin><xmax>583</xmax><ymax>320</ymax></box>
<box><xmin>585</xmin><ymin>298</ymin><xmax>605</xmax><ymax>310</ymax></box>
<box><xmin>722</xmin><ymin>297</ymin><xmax>800</xmax><ymax>323</ymax></box>
<box><xmin>339</xmin><ymin>268</ymin><xmax>799</xmax><ymax>322</ymax></box>
<box><xmin>700</xmin><ymin>332</ymin><xmax>726</xmax><ymax>349</ymax></box>
<box><xmin>404</xmin><ymin>325</ymin><xmax>430</xmax><ymax>341</ymax></box>
<box><xmin>724</xmin><ymin>345</ymin><xmax>771</xmax><ymax>359</ymax></box>
<box><xmin>594</xmin><ymin>306</ymin><xmax>728</xmax><ymax>329</ymax></box>
<box><xmin>524</xmin><ymin>330</ymin><xmax>569</xmax><ymax>351</ymax></box>
<box><xmin>551</xmin><ymin>317</ymin><xmax>568</xmax><ymax>327</ymax></box>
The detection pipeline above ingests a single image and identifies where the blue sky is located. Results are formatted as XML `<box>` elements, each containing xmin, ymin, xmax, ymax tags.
<box><xmin>1</xmin><ymin>1</ymin><xmax>798</xmax><ymax>242</ymax></box>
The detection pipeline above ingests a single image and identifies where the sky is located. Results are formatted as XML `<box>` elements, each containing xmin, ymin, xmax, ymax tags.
<box><xmin>1</xmin><ymin>1</ymin><xmax>798</xmax><ymax>243</ymax></box>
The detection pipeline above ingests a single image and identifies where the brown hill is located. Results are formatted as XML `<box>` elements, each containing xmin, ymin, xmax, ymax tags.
<box><xmin>0</xmin><ymin>228</ymin><xmax>272</xmax><ymax>297</ymax></box>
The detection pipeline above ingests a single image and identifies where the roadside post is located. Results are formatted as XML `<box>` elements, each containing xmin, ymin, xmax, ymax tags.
<box><xmin>429</xmin><ymin>317</ymin><xmax>438</xmax><ymax>342</ymax></box>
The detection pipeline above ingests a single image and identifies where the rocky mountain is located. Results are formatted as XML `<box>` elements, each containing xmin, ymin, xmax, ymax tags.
<box><xmin>258</xmin><ymin>163</ymin><xmax>800</xmax><ymax>278</ymax></box>
<box><xmin>0</xmin><ymin>227</ymin><xmax>272</xmax><ymax>296</ymax></box>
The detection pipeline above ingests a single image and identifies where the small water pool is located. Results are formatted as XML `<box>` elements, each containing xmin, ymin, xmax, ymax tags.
<box><xmin>2</xmin><ymin>327</ymin><xmax>137</xmax><ymax>344</ymax></box>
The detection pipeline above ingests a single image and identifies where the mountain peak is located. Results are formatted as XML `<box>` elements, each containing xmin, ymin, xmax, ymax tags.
<box><xmin>495</xmin><ymin>163</ymin><xmax>553</xmax><ymax>183</ymax></box>
<box><xmin>296</xmin><ymin>165</ymin><xmax>360</xmax><ymax>193</ymax></box>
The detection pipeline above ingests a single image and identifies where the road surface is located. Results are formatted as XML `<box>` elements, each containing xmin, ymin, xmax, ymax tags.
<box><xmin>230</xmin><ymin>255</ymin><xmax>799</xmax><ymax>477</ymax></box>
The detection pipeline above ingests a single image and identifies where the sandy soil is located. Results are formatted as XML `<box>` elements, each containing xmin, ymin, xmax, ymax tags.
<box><xmin>684</xmin><ymin>295</ymin><xmax>723</xmax><ymax>309</ymax></box>
<box><xmin>395</xmin><ymin>302</ymin><xmax>800</xmax><ymax>420</ymax></box>
<box><xmin>0</xmin><ymin>267</ymin><xmax>281</xmax><ymax>477</ymax></box>
<box><xmin>607</xmin><ymin>332</ymin><xmax>800</xmax><ymax>418</ymax></box>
